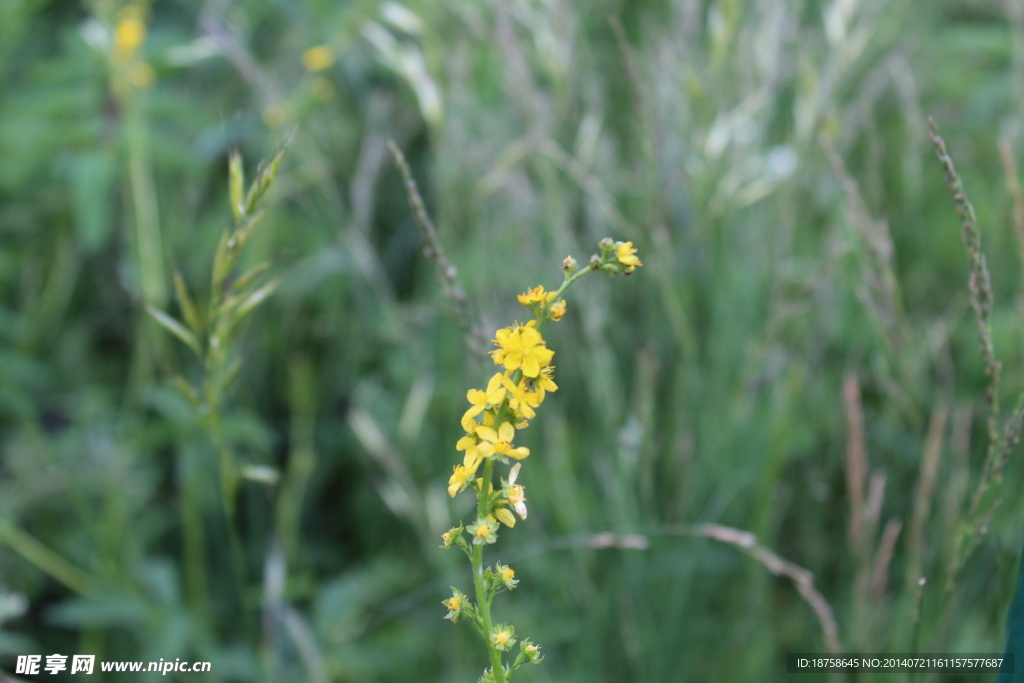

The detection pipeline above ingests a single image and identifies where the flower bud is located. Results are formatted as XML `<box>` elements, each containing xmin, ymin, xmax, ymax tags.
<box><xmin>521</xmin><ymin>640</ymin><xmax>543</xmax><ymax>663</ymax></box>
<box><xmin>589</xmin><ymin>254</ymin><xmax>601</xmax><ymax>269</ymax></box>
<box><xmin>440</xmin><ymin>523</ymin><xmax>465</xmax><ymax>549</ymax></box>
<box><xmin>562</xmin><ymin>255</ymin><xmax>578</xmax><ymax>274</ymax></box>
<box><xmin>599</xmin><ymin>237</ymin><xmax>614</xmax><ymax>253</ymax></box>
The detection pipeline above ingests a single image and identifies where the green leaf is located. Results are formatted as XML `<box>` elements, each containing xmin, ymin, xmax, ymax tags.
<box><xmin>172</xmin><ymin>267</ymin><xmax>202</xmax><ymax>335</ymax></box>
<box><xmin>144</xmin><ymin>303</ymin><xmax>201</xmax><ymax>357</ymax></box>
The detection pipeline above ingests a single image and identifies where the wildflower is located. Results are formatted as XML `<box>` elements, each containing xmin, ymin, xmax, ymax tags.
<box><xmin>448</xmin><ymin>461</ymin><xmax>475</xmax><ymax>497</ymax></box>
<box><xmin>302</xmin><ymin>45</ymin><xmax>335</xmax><ymax>72</ymax></box>
<box><xmin>113</xmin><ymin>8</ymin><xmax>146</xmax><ymax>61</ymax></box>
<box><xmin>502</xmin><ymin>375</ymin><xmax>542</xmax><ymax>420</ymax></box>
<box><xmin>491</xmin><ymin>321</ymin><xmax>554</xmax><ymax>378</ymax></box>
<box><xmin>547</xmin><ymin>298</ymin><xmax>566</xmax><ymax>321</ymax></box>
<box><xmin>615</xmin><ymin>241</ymin><xmax>643</xmax><ymax>272</ymax></box>
<box><xmin>444</xmin><ymin>588</ymin><xmax>468</xmax><ymax>622</ymax></box>
<box><xmin>490</xmin><ymin>624</ymin><xmax>516</xmax><ymax>651</ymax></box>
<box><xmin>468</xmin><ymin>517</ymin><xmax>499</xmax><ymax>545</ymax></box>
<box><xmin>440</xmin><ymin>524</ymin><xmax>464</xmax><ymax>549</ymax></box>
<box><xmin>475</xmin><ymin>422</ymin><xmax>529</xmax><ymax>461</ymax></box>
<box><xmin>496</xmin><ymin>563</ymin><xmax>518</xmax><ymax>590</ymax></box>
<box><xmin>521</xmin><ymin>640</ymin><xmax>543</xmax><ymax>663</ymax></box>
<box><xmin>456</xmin><ymin>434</ymin><xmax>489</xmax><ymax>473</ymax></box>
<box><xmin>504</xmin><ymin>463</ymin><xmax>528</xmax><ymax>520</ymax></box>
<box><xmin>517</xmin><ymin>285</ymin><xmax>548</xmax><ymax>306</ymax></box>
<box><xmin>528</xmin><ymin>365</ymin><xmax>558</xmax><ymax>402</ymax></box>
<box><xmin>462</xmin><ymin>373</ymin><xmax>507</xmax><ymax>432</ymax></box>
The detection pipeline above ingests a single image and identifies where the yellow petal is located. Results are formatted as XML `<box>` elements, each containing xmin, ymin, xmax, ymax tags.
<box><xmin>497</xmin><ymin>422</ymin><xmax>515</xmax><ymax>442</ymax></box>
<box><xmin>495</xmin><ymin>507</ymin><xmax>516</xmax><ymax>528</ymax></box>
<box><xmin>476</xmin><ymin>425</ymin><xmax>498</xmax><ymax>442</ymax></box>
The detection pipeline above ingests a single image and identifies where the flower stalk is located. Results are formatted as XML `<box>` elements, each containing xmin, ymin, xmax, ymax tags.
<box><xmin>440</xmin><ymin>238</ymin><xmax>642</xmax><ymax>682</ymax></box>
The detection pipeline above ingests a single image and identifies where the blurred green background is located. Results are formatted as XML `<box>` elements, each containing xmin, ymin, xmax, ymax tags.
<box><xmin>3</xmin><ymin>0</ymin><xmax>1024</xmax><ymax>680</ymax></box>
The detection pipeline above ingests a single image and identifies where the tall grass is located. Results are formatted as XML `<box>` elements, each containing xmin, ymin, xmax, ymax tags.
<box><xmin>3</xmin><ymin>0</ymin><xmax>1024</xmax><ymax>681</ymax></box>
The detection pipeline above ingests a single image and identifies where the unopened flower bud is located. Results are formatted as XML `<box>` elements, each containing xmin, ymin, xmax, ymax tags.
<box><xmin>599</xmin><ymin>237</ymin><xmax>614</xmax><ymax>252</ymax></box>
<box><xmin>562</xmin><ymin>255</ymin><xmax>578</xmax><ymax>274</ymax></box>
<box><xmin>589</xmin><ymin>254</ymin><xmax>601</xmax><ymax>269</ymax></box>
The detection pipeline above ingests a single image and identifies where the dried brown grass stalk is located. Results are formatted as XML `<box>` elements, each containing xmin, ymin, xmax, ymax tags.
<box><xmin>929</xmin><ymin>118</ymin><xmax>1024</xmax><ymax>586</ymax></box>
<box><xmin>844</xmin><ymin>373</ymin><xmax>867</xmax><ymax>563</ymax></box>
<box><xmin>907</xmin><ymin>404</ymin><xmax>948</xmax><ymax>588</ymax></box>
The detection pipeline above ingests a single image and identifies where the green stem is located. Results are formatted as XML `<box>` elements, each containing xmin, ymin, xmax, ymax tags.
<box><xmin>535</xmin><ymin>265</ymin><xmax>594</xmax><ymax>330</ymax></box>
<box><xmin>0</xmin><ymin>520</ymin><xmax>95</xmax><ymax>595</ymax></box>
<box><xmin>473</xmin><ymin>458</ymin><xmax>506</xmax><ymax>683</ymax></box>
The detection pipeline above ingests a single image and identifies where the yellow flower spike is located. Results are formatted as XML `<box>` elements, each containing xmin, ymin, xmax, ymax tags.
<box><xmin>302</xmin><ymin>45</ymin><xmax>335</xmax><ymax>72</ymax></box>
<box><xmin>475</xmin><ymin>422</ymin><xmax>529</xmax><ymax>460</ymax></box>
<box><xmin>461</xmin><ymin>373</ymin><xmax>507</xmax><ymax>432</ymax></box>
<box><xmin>615</xmin><ymin>241</ymin><xmax>643</xmax><ymax>272</ymax></box>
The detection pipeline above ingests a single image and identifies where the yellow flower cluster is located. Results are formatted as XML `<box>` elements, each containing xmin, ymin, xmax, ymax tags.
<box><xmin>109</xmin><ymin>5</ymin><xmax>154</xmax><ymax>90</ymax></box>
<box><xmin>439</xmin><ymin>239</ymin><xmax>641</xmax><ymax>682</ymax></box>
<box><xmin>447</xmin><ymin>292</ymin><xmax>567</xmax><ymax>528</ymax></box>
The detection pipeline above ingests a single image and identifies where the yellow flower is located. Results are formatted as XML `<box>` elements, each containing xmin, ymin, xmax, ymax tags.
<box><xmin>447</xmin><ymin>464</ymin><xmax>472</xmax><ymax>497</ymax></box>
<box><xmin>113</xmin><ymin>16</ymin><xmax>146</xmax><ymax>60</ymax></box>
<box><xmin>467</xmin><ymin>517</ymin><xmax>499</xmax><ymax>545</ymax></box>
<box><xmin>443</xmin><ymin>588</ymin><xmax>467</xmax><ymax>621</ymax></box>
<box><xmin>521</xmin><ymin>640</ymin><xmax>542</xmax><ymax>662</ymax></box>
<box><xmin>490</xmin><ymin>624</ymin><xmax>516</xmax><ymax>651</ymax></box>
<box><xmin>502</xmin><ymin>375</ymin><xmax>542</xmax><ymax>420</ymax></box>
<box><xmin>491</xmin><ymin>321</ymin><xmax>554</xmax><ymax>378</ymax></box>
<box><xmin>517</xmin><ymin>285</ymin><xmax>547</xmax><ymax>306</ymax></box>
<box><xmin>500</xmin><ymin>565</ymin><xmax>515</xmax><ymax>583</ymax></box>
<box><xmin>302</xmin><ymin>45</ymin><xmax>335</xmax><ymax>72</ymax></box>
<box><xmin>615</xmin><ymin>241</ymin><xmax>643</xmax><ymax>272</ymax></box>
<box><xmin>461</xmin><ymin>373</ymin><xmax>507</xmax><ymax>432</ymax></box>
<box><xmin>529</xmin><ymin>365</ymin><xmax>558</xmax><ymax>401</ymax></box>
<box><xmin>456</xmin><ymin>435</ymin><xmax>488</xmax><ymax>471</ymax></box>
<box><xmin>548</xmin><ymin>298</ymin><xmax>566</xmax><ymax>321</ymax></box>
<box><xmin>476</xmin><ymin>422</ymin><xmax>529</xmax><ymax>460</ymax></box>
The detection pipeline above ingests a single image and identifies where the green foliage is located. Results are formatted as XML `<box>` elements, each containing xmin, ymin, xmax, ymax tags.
<box><xmin>3</xmin><ymin>0</ymin><xmax>1024</xmax><ymax>681</ymax></box>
